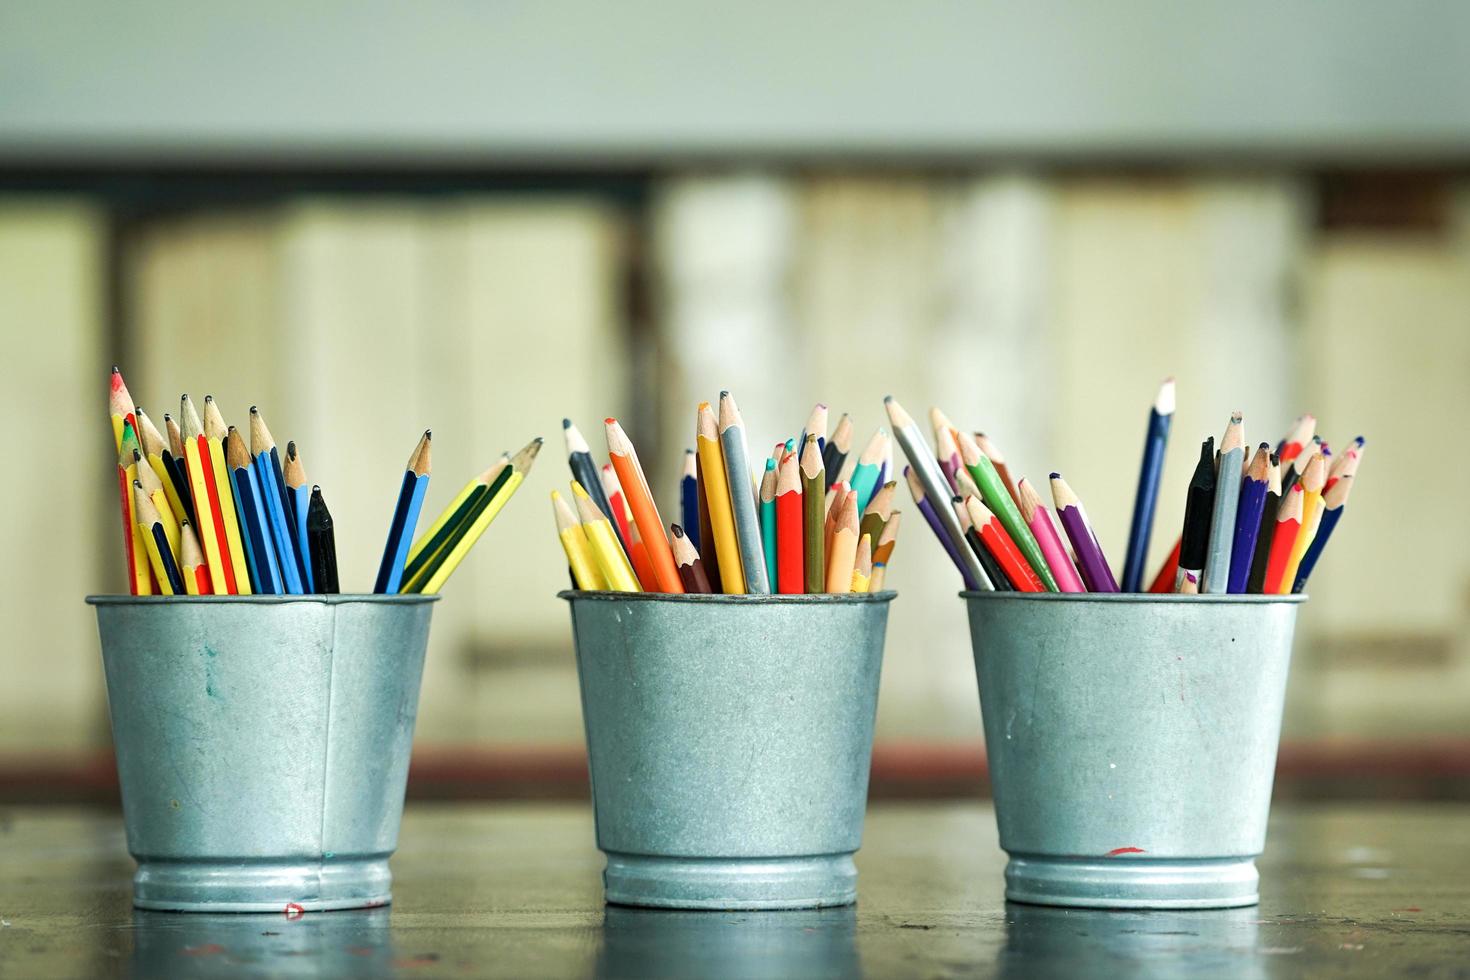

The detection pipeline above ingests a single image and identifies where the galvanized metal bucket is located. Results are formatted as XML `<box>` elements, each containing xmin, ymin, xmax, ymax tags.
<box><xmin>561</xmin><ymin>591</ymin><xmax>895</xmax><ymax>910</ymax></box>
<box><xmin>964</xmin><ymin>591</ymin><xmax>1304</xmax><ymax>910</ymax></box>
<box><xmin>88</xmin><ymin>594</ymin><xmax>438</xmax><ymax>912</ymax></box>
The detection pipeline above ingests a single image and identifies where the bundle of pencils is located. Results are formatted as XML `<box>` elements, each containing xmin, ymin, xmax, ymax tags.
<box><xmin>555</xmin><ymin>393</ymin><xmax>902</xmax><ymax>594</ymax></box>
<box><xmin>887</xmin><ymin>385</ymin><xmax>1364</xmax><ymax>596</ymax></box>
<box><xmin>107</xmin><ymin>367</ymin><xmax>538</xmax><ymax>596</ymax></box>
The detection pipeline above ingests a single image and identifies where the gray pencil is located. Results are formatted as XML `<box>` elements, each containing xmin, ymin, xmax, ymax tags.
<box><xmin>884</xmin><ymin>396</ymin><xmax>994</xmax><ymax>590</ymax></box>
<box><xmin>718</xmin><ymin>391</ymin><xmax>770</xmax><ymax>594</ymax></box>
<box><xmin>1202</xmin><ymin>412</ymin><xmax>1245</xmax><ymax>593</ymax></box>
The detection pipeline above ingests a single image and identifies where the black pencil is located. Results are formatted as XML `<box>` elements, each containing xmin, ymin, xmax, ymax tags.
<box><xmin>307</xmin><ymin>485</ymin><xmax>339</xmax><ymax>594</ymax></box>
<box><xmin>1246</xmin><ymin>453</ymin><xmax>1284</xmax><ymax>593</ymax></box>
<box><xmin>563</xmin><ymin>419</ymin><xmax>627</xmax><ymax>554</ymax></box>
<box><xmin>1176</xmin><ymin>437</ymin><xmax>1216</xmax><ymax>590</ymax></box>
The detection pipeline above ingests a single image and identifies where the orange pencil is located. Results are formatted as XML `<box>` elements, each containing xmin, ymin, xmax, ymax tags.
<box><xmin>601</xmin><ymin>462</ymin><xmax>657</xmax><ymax>591</ymax></box>
<box><xmin>605</xmin><ymin>419</ymin><xmax>684</xmax><ymax>593</ymax></box>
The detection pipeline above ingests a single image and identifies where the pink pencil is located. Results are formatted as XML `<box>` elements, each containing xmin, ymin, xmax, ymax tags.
<box><xmin>1017</xmin><ymin>477</ymin><xmax>1085</xmax><ymax>593</ymax></box>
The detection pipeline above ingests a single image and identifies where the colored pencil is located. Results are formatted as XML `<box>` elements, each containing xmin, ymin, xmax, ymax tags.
<box><xmin>860</xmin><ymin>481</ymin><xmax>896</xmax><ymax>551</ymax></box>
<box><xmin>825</xmin><ymin>489</ymin><xmax>859</xmax><ymax>593</ymax></box>
<box><xmin>563</xmin><ymin>419</ymin><xmax>627</xmax><ymax>553</ymax></box>
<box><xmin>716</xmin><ymin>392</ymin><xmax>769</xmax><ymax>594</ymax></box>
<box><xmin>775</xmin><ymin>450</ymin><xmax>804</xmax><ymax>594</ymax></box>
<box><xmin>696</xmin><ymin>402</ymin><xmax>746</xmax><ymax>593</ymax></box>
<box><xmin>1178</xmin><ymin>570</ymin><xmax>1200</xmax><ymax>594</ymax></box>
<box><xmin>178</xmin><ymin>519</ymin><xmax>211</xmax><ymax>595</ymax></box>
<box><xmin>306</xmin><ymin>486</ymin><xmax>339</xmax><ymax>594</ymax></box>
<box><xmin>679</xmin><ymin>449</ymin><xmax>700</xmax><ymax>554</ymax></box>
<box><xmin>670</xmin><ymin>524</ymin><xmax>713</xmax><ymax>594</ymax></box>
<box><xmin>801</xmin><ymin>435</ymin><xmax>826</xmax><ymax>594</ymax></box>
<box><xmin>935</xmin><ymin>425</ymin><xmax>961</xmax><ymax>493</ymax></box>
<box><xmin>1277</xmin><ymin>413</ymin><xmax>1316</xmax><ymax>480</ymax></box>
<box><xmin>283</xmin><ymin>440</ymin><xmax>315</xmax><ymax>592</ymax></box>
<box><xmin>955</xmin><ymin>495</ymin><xmax>1011</xmax><ymax>591</ymax></box>
<box><xmin>248</xmin><ymin>408</ymin><xmax>305</xmax><ymax>594</ymax></box>
<box><xmin>605</xmin><ymin>418</ymin><xmax>681</xmax><ymax>594</ymax></box>
<box><xmin>1202</xmin><ymin>412</ymin><xmax>1245</xmax><ymax>593</ymax></box>
<box><xmin>552</xmin><ymin>489</ymin><xmax>606</xmax><ymax>591</ymax></box>
<box><xmin>598</xmin><ymin>462</ymin><xmax>655</xmax><ymax>590</ymax></box>
<box><xmin>1279</xmin><ymin>451</ymin><xmax>1326</xmax><ymax>594</ymax></box>
<box><xmin>822</xmin><ymin>414</ymin><xmax>852</xmax><ymax>490</ymax></box>
<box><xmin>799</xmin><ymin>402</ymin><xmax>828</xmax><ymax>462</ymax></box>
<box><xmin>850</xmin><ymin>535</ymin><xmax>873</xmax><ymax>594</ymax></box>
<box><xmin>134</xmin><ymin>448</ymin><xmax>180</xmax><ymax>560</ymax></box>
<box><xmin>869</xmin><ymin>511</ymin><xmax>901</xmax><ymax>591</ymax></box>
<box><xmin>1049</xmin><ymin>473</ymin><xmax>1118</xmax><ymax>592</ymax></box>
<box><xmin>1293</xmin><ymin>466</ymin><xmax>1357</xmax><ymax>594</ymax></box>
<box><xmin>1326</xmin><ymin>436</ymin><xmax>1364</xmax><ymax>488</ymax></box>
<box><xmin>133</xmin><ymin>481</ymin><xmax>183</xmax><ymax>595</ymax></box>
<box><xmin>886</xmin><ymin>397</ymin><xmax>990</xmax><ymax>589</ymax></box>
<box><xmin>572</xmin><ymin>481</ymin><xmax>640</xmax><ymax>591</ymax></box>
<box><xmin>227</xmin><ymin>427</ymin><xmax>283</xmax><ymax>594</ymax></box>
<box><xmin>966</xmin><ymin>495</ymin><xmax>1045</xmax><ymax>592</ymax></box>
<box><xmin>110</xmin><ymin>367</ymin><xmax>135</xmax><ymax>453</ymax></box>
<box><xmin>1121</xmin><ymin>377</ymin><xmax>1175</xmax><ymax>592</ymax></box>
<box><xmin>135</xmin><ymin>407</ymin><xmax>192</xmax><ymax>528</ymax></box>
<box><xmin>849</xmin><ymin>429</ymin><xmax>887</xmax><ymax>514</ymax></box>
<box><xmin>1148</xmin><ymin>537</ymin><xmax>1182</xmax><ymax>593</ymax></box>
<box><xmin>1175</xmin><ymin>437</ymin><xmax>1216</xmax><ymax>590</ymax></box>
<box><xmin>179</xmin><ymin>397</ymin><xmax>229</xmax><ymax>593</ymax></box>
<box><xmin>166</xmin><ymin>412</ymin><xmax>185</xmax><ymax>461</ymax></box>
<box><xmin>973</xmin><ymin>433</ymin><xmax>1021</xmax><ymax>510</ymax></box>
<box><xmin>959</xmin><ymin>431</ymin><xmax>1058</xmax><ymax>591</ymax></box>
<box><xmin>115</xmin><ymin>423</ymin><xmax>152</xmax><ymax>594</ymax></box>
<box><xmin>373</xmin><ymin>430</ymin><xmax>432</xmax><ymax>594</ymax></box>
<box><xmin>202</xmin><ymin>397</ymin><xmax>252</xmax><ymax>594</ymax></box>
<box><xmin>156</xmin><ymin>413</ymin><xmax>197</xmax><ymax>526</ymax></box>
<box><xmin>1017</xmin><ymin>476</ymin><xmax>1085</xmax><ymax>593</ymax></box>
<box><xmin>1246</xmin><ymin>454</ymin><xmax>1283</xmax><ymax>593</ymax></box>
<box><xmin>760</xmin><ymin>456</ymin><xmax>779</xmax><ymax>590</ymax></box>
<box><xmin>1228</xmin><ymin>444</ymin><xmax>1272</xmax><ymax>593</ymax></box>
<box><xmin>413</xmin><ymin>438</ymin><xmax>540</xmax><ymax>594</ymax></box>
<box><xmin>1262</xmin><ymin>483</ymin><xmax>1305</xmax><ymax>594</ymax></box>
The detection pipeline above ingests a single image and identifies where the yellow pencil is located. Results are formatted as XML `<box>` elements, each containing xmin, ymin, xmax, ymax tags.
<box><xmin>202</xmin><ymin>396</ymin><xmax>252</xmax><ymax>595</ymax></box>
<box><xmin>696</xmin><ymin>402</ymin><xmax>745</xmax><ymax>593</ymax></box>
<box><xmin>134</xmin><ymin>448</ymin><xmax>180</xmax><ymax>560</ymax></box>
<box><xmin>180</xmin><ymin>395</ymin><xmax>229</xmax><ymax>593</ymax></box>
<box><xmin>416</xmin><ymin>438</ymin><xmax>541</xmax><ymax>594</ymax></box>
<box><xmin>1279</xmin><ymin>451</ymin><xmax>1326</xmax><ymax>594</ymax></box>
<box><xmin>552</xmin><ymin>490</ymin><xmax>606</xmax><ymax>590</ymax></box>
<box><xmin>117</xmin><ymin>427</ymin><xmax>153</xmax><ymax>595</ymax></box>
<box><xmin>109</xmin><ymin>367</ymin><xmax>133</xmax><ymax>453</ymax></box>
<box><xmin>850</xmin><ymin>534</ymin><xmax>873</xmax><ymax>594</ymax></box>
<box><xmin>134</xmin><ymin>408</ymin><xmax>190</xmax><ymax>526</ymax></box>
<box><xmin>178</xmin><ymin>519</ymin><xmax>210</xmax><ymax>595</ymax></box>
<box><xmin>404</xmin><ymin>455</ymin><xmax>508</xmax><ymax>574</ymax></box>
<box><xmin>573</xmin><ymin>481</ymin><xmax>641</xmax><ymax>592</ymax></box>
<box><xmin>133</xmin><ymin>482</ymin><xmax>183</xmax><ymax>595</ymax></box>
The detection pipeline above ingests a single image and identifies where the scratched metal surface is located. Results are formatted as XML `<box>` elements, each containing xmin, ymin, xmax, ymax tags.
<box><xmin>87</xmin><ymin>595</ymin><xmax>438</xmax><ymax>911</ymax></box>
<box><xmin>564</xmin><ymin>591</ymin><xmax>894</xmax><ymax>909</ymax></box>
<box><xmin>1</xmin><ymin>802</ymin><xmax>1467</xmax><ymax>978</ymax></box>
<box><xmin>965</xmin><ymin>592</ymin><xmax>1304</xmax><ymax>909</ymax></box>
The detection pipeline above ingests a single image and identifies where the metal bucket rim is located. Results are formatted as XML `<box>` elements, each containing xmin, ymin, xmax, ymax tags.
<box><xmin>86</xmin><ymin>594</ymin><xmax>441</xmax><ymax>606</ymax></box>
<box><xmin>558</xmin><ymin>589</ymin><xmax>896</xmax><ymax>605</ymax></box>
<box><xmin>959</xmin><ymin>591</ymin><xmax>1305</xmax><ymax>605</ymax></box>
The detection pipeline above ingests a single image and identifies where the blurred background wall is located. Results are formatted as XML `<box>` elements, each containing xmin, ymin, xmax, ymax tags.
<box><xmin>2</xmin><ymin>1</ymin><xmax>1467</xmax><ymax>800</ymax></box>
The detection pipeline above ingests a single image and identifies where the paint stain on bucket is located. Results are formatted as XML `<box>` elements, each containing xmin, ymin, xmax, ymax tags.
<box><xmin>1105</xmin><ymin>846</ymin><xmax>1146</xmax><ymax>856</ymax></box>
<box><xmin>283</xmin><ymin>902</ymin><xmax>306</xmax><ymax>920</ymax></box>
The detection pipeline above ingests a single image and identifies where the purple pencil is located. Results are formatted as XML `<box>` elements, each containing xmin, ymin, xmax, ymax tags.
<box><xmin>1227</xmin><ymin>443</ymin><xmax>1272</xmax><ymax>593</ymax></box>
<box><xmin>1049</xmin><ymin>472</ymin><xmax>1120</xmax><ymax>592</ymax></box>
<box><xmin>905</xmin><ymin>465</ymin><xmax>980</xmax><ymax>590</ymax></box>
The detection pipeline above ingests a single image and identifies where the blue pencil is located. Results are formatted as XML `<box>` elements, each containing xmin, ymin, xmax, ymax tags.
<box><xmin>374</xmin><ymin>431</ymin><xmax>433</xmax><ymax>594</ymax></box>
<box><xmin>1293</xmin><ymin>466</ymin><xmax>1357</xmax><ymax>593</ymax></box>
<box><xmin>227</xmin><ymin>428</ymin><xmax>283</xmax><ymax>594</ymax></box>
<box><xmin>1121</xmin><ymin>378</ymin><xmax>1174</xmax><ymax>592</ymax></box>
<box><xmin>250</xmin><ymin>408</ymin><xmax>306</xmax><ymax>594</ymax></box>
<box><xmin>1228</xmin><ymin>444</ymin><xmax>1272</xmax><ymax>593</ymax></box>
<box><xmin>679</xmin><ymin>449</ymin><xmax>700</xmax><ymax>554</ymax></box>
<box><xmin>284</xmin><ymin>440</ymin><xmax>315</xmax><ymax>592</ymax></box>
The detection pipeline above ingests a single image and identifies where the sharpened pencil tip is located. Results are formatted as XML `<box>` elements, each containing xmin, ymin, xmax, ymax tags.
<box><xmin>562</xmin><ymin>418</ymin><xmax>571</xmax><ymax>428</ymax></box>
<box><xmin>1049</xmin><ymin>471</ymin><xmax>1062</xmax><ymax>480</ymax></box>
<box><xmin>423</xmin><ymin>429</ymin><xmax>431</xmax><ymax>438</ymax></box>
<box><xmin>250</xmin><ymin>405</ymin><xmax>258</xmax><ymax>414</ymax></box>
<box><xmin>671</xmin><ymin>524</ymin><xmax>685</xmax><ymax>538</ymax></box>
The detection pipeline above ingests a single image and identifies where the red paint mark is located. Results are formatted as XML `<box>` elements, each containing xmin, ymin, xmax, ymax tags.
<box><xmin>1106</xmin><ymin>846</ymin><xmax>1146</xmax><ymax>856</ymax></box>
<box><xmin>391</xmin><ymin>953</ymin><xmax>442</xmax><ymax>968</ymax></box>
<box><xmin>347</xmin><ymin>946</ymin><xmax>376</xmax><ymax>957</ymax></box>
<box><xmin>180</xmin><ymin>943</ymin><xmax>225</xmax><ymax>957</ymax></box>
<box><xmin>283</xmin><ymin>902</ymin><xmax>306</xmax><ymax>920</ymax></box>
<box><xmin>1394</xmin><ymin>907</ymin><xmax>1422</xmax><ymax>913</ymax></box>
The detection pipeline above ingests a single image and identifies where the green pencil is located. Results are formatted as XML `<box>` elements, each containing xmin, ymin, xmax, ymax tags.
<box><xmin>959</xmin><ymin>431</ymin><xmax>1059</xmax><ymax>591</ymax></box>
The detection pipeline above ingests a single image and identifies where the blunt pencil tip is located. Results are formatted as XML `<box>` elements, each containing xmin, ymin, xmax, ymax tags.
<box><xmin>1049</xmin><ymin>471</ymin><xmax>1062</xmax><ymax>480</ymax></box>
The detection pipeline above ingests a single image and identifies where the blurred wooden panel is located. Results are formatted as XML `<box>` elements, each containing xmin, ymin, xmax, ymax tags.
<box><xmin>0</xmin><ymin>200</ymin><xmax>107</xmax><ymax>752</ymax></box>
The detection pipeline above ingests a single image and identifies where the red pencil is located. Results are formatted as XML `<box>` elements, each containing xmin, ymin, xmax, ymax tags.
<box><xmin>601</xmin><ymin>463</ymin><xmax>656</xmax><ymax>591</ymax></box>
<box><xmin>1147</xmin><ymin>536</ymin><xmax>1182</xmax><ymax>593</ymax></box>
<box><xmin>1262</xmin><ymin>484</ymin><xmax>1305</xmax><ymax>594</ymax></box>
<box><xmin>965</xmin><ymin>496</ymin><xmax>1044</xmax><ymax>592</ymax></box>
<box><xmin>775</xmin><ymin>451</ymin><xmax>803</xmax><ymax>594</ymax></box>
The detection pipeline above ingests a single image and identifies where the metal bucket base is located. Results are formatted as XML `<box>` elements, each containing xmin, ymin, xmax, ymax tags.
<box><xmin>1004</xmin><ymin>854</ymin><xmax>1260</xmax><ymax>910</ymax></box>
<box><xmin>603</xmin><ymin>852</ymin><xmax>858</xmax><ymax>910</ymax></box>
<box><xmin>132</xmin><ymin>857</ymin><xmax>392</xmax><ymax>913</ymax></box>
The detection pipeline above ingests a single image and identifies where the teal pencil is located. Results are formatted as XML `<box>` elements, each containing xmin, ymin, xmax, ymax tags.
<box><xmin>760</xmin><ymin>456</ymin><xmax>778</xmax><ymax>591</ymax></box>
<box><xmin>849</xmin><ymin>429</ymin><xmax>888</xmax><ymax>514</ymax></box>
